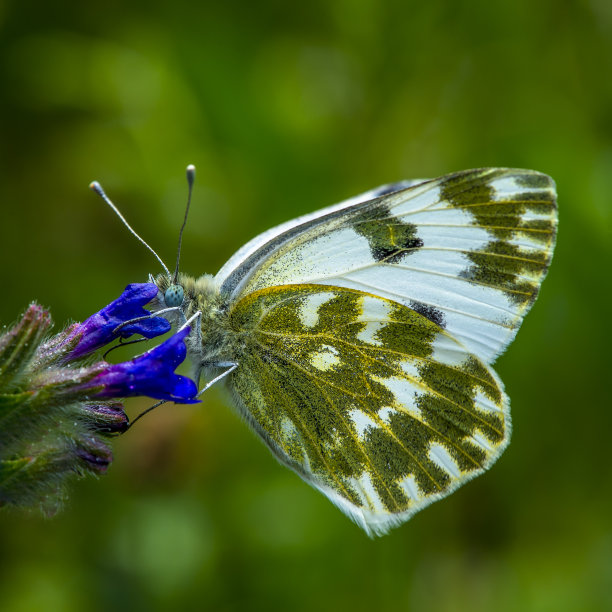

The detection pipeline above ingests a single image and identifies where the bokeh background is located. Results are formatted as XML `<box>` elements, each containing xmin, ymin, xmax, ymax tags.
<box><xmin>1</xmin><ymin>1</ymin><xmax>611</xmax><ymax>610</ymax></box>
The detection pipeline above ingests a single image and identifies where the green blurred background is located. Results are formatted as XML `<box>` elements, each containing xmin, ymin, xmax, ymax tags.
<box><xmin>1</xmin><ymin>1</ymin><xmax>611</xmax><ymax>610</ymax></box>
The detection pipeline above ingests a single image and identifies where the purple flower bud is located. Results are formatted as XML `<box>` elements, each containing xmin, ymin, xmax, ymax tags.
<box><xmin>82</xmin><ymin>403</ymin><xmax>129</xmax><ymax>434</ymax></box>
<box><xmin>89</xmin><ymin>327</ymin><xmax>199</xmax><ymax>404</ymax></box>
<box><xmin>68</xmin><ymin>283</ymin><xmax>171</xmax><ymax>359</ymax></box>
<box><xmin>73</xmin><ymin>436</ymin><xmax>113</xmax><ymax>475</ymax></box>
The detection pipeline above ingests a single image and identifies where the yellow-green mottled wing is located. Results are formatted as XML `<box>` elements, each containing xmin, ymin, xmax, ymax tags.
<box><xmin>226</xmin><ymin>284</ymin><xmax>509</xmax><ymax>536</ymax></box>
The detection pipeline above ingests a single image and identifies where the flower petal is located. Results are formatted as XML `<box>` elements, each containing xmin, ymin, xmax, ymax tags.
<box><xmin>69</xmin><ymin>283</ymin><xmax>171</xmax><ymax>359</ymax></box>
<box><xmin>91</xmin><ymin>327</ymin><xmax>199</xmax><ymax>404</ymax></box>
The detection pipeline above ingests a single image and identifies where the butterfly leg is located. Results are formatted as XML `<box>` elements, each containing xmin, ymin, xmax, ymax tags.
<box><xmin>180</xmin><ymin>310</ymin><xmax>202</xmax><ymax>342</ymax></box>
<box><xmin>195</xmin><ymin>362</ymin><xmax>238</xmax><ymax>398</ymax></box>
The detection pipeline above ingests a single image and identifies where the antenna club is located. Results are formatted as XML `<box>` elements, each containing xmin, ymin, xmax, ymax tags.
<box><xmin>186</xmin><ymin>164</ymin><xmax>196</xmax><ymax>186</ymax></box>
<box><xmin>89</xmin><ymin>181</ymin><xmax>103</xmax><ymax>194</ymax></box>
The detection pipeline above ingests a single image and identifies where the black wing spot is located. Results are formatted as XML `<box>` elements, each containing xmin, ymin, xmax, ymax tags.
<box><xmin>352</xmin><ymin>205</ymin><xmax>423</xmax><ymax>263</ymax></box>
<box><xmin>409</xmin><ymin>301</ymin><xmax>446</xmax><ymax>328</ymax></box>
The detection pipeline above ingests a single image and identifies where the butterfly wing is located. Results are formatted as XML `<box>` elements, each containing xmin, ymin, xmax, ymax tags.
<box><xmin>225</xmin><ymin>284</ymin><xmax>509</xmax><ymax>536</ymax></box>
<box><xmin>216</xmin><ymin>178</ymin><xmax>428</xmax><ymax>289</ymax></box>
<box><xmin>216</xmin><ymin>168</ymin><xmax>557</xmax><ymax>364</ymax></box>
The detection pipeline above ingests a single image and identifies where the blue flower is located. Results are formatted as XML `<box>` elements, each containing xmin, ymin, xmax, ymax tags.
<box><xmin>89</xmin><ymin>327</ymin><xmax>199</xmax><ymax>404</ymax></box>
<box><xmin>68</xmin><ymin>283</ymin><xmax>171</xmax><ymax>359</ymax></box>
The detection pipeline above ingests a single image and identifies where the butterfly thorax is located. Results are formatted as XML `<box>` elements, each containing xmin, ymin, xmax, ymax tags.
<box><xmin>154</xmin><ymin>272</ymin><xmax>236</xmax><ymax>366</ymax></box>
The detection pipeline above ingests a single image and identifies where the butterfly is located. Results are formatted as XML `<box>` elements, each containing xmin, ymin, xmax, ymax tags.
<box><xmin>144</xmin><ymin>167</ymin><xmax>557</xmax><ymax>536</ymax></box>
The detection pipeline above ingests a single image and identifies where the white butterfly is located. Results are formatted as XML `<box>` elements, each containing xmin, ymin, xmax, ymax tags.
<box><xmin>142</xmin><ymin>167</ymin><xmax>557</xmax><ymax>536</ymax></box>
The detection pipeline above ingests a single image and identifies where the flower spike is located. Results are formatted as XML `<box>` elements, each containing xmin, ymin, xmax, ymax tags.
<box><xmin>0</xmin><ymin>297</ymin><xmax>199</xmax><ymax>514</ymax></box>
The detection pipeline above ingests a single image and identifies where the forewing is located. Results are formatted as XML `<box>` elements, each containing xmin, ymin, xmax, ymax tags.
<box><xmin>216</xmin><ymin>168</ymin><xmax>557</xmax><ymax>364</ymax></box>
<box><xmin>216</xmin><ymin>179</ymin><xmax>427</xmax><ymax>289</ymax></box>
<box><xmin>226</xmin><ymin>284</ymin><xmax>509</xmax><ymax>536</ymax></box>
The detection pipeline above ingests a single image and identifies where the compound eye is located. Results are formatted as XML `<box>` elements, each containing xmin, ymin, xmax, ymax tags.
<box><xmin>164</xmin><ymin>284</ymin><xmax>184</xmax><ymax>307</ymax></box>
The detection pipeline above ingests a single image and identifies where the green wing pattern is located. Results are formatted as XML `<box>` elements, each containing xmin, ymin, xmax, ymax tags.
<box><xmin>226</xmin><ymin>284</ymin><xmax>509</xmax><ymax>536</ymax></box>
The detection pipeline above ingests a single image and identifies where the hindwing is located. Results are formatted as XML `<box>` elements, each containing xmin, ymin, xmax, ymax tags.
<box><xmin>225</xmin><ymin>284</ymin><xmax>509</xmax><ymax>536</ymax></box>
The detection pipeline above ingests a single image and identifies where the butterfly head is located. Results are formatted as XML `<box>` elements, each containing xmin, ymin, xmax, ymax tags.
<box><xmin>151</xmin><ymin>272</ymin><xmax>186</xmax><ymax>315</ymax></box>
<box><xmin>163</xmin><ymin>283</ymin><xmax>184</xmax><ymax>308</ymax></box>
<box><xmin>153</xmin><ymin>271</ymin><xmax>218</xmax><ymax>318</ymax></box>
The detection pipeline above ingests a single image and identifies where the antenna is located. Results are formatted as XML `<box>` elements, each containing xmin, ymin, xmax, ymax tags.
<box><xmin>173</xmin><ymin>164</ymin><xmax>196</xmax><ymax>283</ymax></box>
<box><xmin>89</xmin><ymin>181</ymin><xmax>171</xmax><ymax>277</ymax></box>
